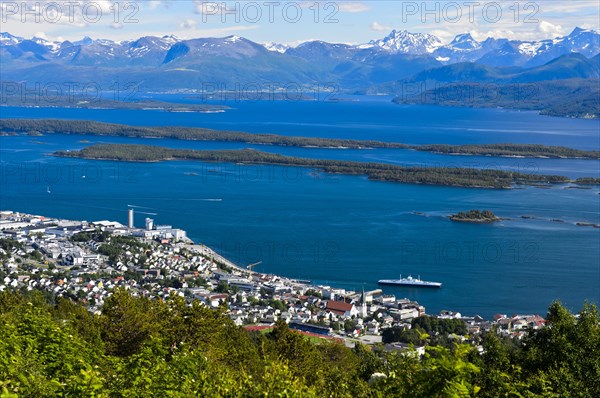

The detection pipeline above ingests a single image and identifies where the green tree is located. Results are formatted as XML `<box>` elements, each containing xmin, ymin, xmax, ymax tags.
<box><xmin>100</xmin><ymin>289</ymin><xmax>159</xmax><ymax>357</ymax></box>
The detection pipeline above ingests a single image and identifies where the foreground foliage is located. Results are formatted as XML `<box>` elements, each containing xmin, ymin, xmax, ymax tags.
<box><xmin>0</xmin><ymin>290</ymin><xmax>598</xmax><ymax>397</ymax></box>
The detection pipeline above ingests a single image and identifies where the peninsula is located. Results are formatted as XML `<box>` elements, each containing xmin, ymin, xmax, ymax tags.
<box><xmin>3</xmin><ymin>119</ymin><xmax>600</xmax><ymax>159</ymax></box>
<box><xmin>54</xmin><ymin>144</ymin><xmax>576</xmax><ymax>189</ymax></box>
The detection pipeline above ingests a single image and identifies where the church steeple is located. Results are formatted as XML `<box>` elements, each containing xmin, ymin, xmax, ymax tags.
<box><xmin>359</xmin><ymin>287</ymin><xmax>367</xmax><ymax>318</ymax></box>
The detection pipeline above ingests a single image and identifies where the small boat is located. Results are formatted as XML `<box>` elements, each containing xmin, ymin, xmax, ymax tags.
<box><xmin>378</xmin><ymin>275</ymin><xmax>442</xmax><ymax>288</ymax></box>
<box><xmin>46</xmin><ymin>186</ymin><xmax>51</xmax><ymax>194</ymax></box>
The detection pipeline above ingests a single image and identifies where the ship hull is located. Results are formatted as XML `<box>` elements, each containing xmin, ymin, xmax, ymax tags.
<box><xmin>378</xmin><ymin>280</ymin><xmax>442</xmax><ymax>288</ymax></box>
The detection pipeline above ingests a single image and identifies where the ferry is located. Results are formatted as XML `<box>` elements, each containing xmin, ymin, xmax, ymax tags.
<box><xmin>378</xmin><ymin>275</ymin><xmax>442</xmax><ymax>288</ymax></box>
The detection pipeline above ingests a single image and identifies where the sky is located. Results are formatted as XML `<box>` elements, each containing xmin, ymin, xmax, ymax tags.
<box><xmin>1</xmin><ymin>0</ymin><xmax>599</xmax><ymax>45</ymax></box>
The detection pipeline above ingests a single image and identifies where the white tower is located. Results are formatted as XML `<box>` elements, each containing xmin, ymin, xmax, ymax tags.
<box><xmin>359</xmin><ymin>288</ymin><xmax>368</xmax><ymax>318</ymax></box>
<box><xmin>128</xmin><ymin>208</ymin><xmax>134</xmax><ymax>228</ymax></box>
<box><xmin>145</xmin><ymin>218</ymin><xmax>154</xmax><ymax>231</ymax></box>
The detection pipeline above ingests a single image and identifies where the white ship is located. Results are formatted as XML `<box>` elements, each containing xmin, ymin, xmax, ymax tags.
<box><xmin>378</xmin><ymin>275</ymin><xmax>442</xmax><ymax>288</ymax></box>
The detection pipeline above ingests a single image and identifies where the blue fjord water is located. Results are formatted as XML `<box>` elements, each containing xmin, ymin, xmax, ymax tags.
<box><xmin>1</xmin><ymin>99</ymin><xmax>599</xmax><ymax>317</ymax></box>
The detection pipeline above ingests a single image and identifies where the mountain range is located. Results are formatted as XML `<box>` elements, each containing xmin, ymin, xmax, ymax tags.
<box><xmin>1</xmin><ymin>28</ymin><xmax>599</xmax><ymax>117</ymax></box>
<box><xmin>3</xmin><ymin>27</ymin><xmax>598</xmax><ymax>67</ymax></box>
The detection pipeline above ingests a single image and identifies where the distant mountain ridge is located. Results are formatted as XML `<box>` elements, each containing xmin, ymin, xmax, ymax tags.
<box><xmin>1</xmin><ymin>28</ymin><xmax>598</xmax><ymax>115</ymax></box>
<box><xmin>2</xmin><ymin>28</ymin><xmax>598</xmax><ymax>68</ymax></box>
<box><xmin>403</xmin><ymin>53</ymin><xmax>600</xmax><ymax>85</ymax></box>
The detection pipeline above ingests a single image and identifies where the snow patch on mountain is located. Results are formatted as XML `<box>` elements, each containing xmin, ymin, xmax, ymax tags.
<box><xmin>366</xmin><ymin>30</ymin><xmax>443</xmax><ymax>54</ymax></box>
<box><xmin>263</xmin><ymin>42</ymin><xmax>289</xmax><ymax>53</ymax></box>
<box><xmin>448</xmin><ymin>33</ymin><xmax>480</xmax><ymax>51</ymax></box>
<box><xmin>518</xmin><ymin>42</ymin><xmax>544</xmax><ymax>56</ymax></box>
<box><xmin>225</xmin><ymin>35</ymin><xmax>242</xmax><ymax>43</ymax></box>
<box><xmin>0</xmin><ymin>32</ymin><xmax>23</xmax><ymax>46</ymax></box>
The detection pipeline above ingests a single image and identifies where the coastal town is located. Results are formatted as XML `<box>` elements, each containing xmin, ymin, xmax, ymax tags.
<box><xmin>0</xmin><ymin>209</ymin><xmax>547</xmax><ymax>350</ymax></box>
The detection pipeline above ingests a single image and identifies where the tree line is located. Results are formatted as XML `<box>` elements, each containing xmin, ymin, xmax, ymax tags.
<box><xmin>0</xmin><ymin>289</ymin><xmax>598</xmax><ymax>397</ymax></box>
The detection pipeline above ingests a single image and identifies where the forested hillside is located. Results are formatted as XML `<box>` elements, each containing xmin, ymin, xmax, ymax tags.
<box><xmin>0</xmin><ymin>290</ymin><xmax>598</xmax><ymax>397</ymax></box>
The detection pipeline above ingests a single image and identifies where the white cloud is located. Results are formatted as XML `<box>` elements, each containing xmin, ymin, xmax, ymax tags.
<box><xmin>33</xmin><ymin>31</ymin><xmax>50</xmax><ymax>40</ymax></box>
<box><xmin>147</xmin><ymin>1</ymin><xmax>162</xmax><ymax>11</ymax></box>
<box><xmin>370</xmin><ymin>22</ymin><xmax>391</xmax><ymax>32</ymax></box>
<box><xmin>429</xmin><ymin>29</ymin><xmax>457</xmax><ymax>43</ymax></box>
<box><xmin>533</xmin><ymin>0</ymin><xmax>598</xmax><ymax>14</ymax></box>
<box><xmin>537</xmin><ymin>21</ymin><xmax>565</xmax><ymax>37</ymax></box>
<box><xmin>179</xmin><ymin>19</ymin><xmax>197</xmax><ymax>30</ymax></box>
<box><xmin>469</xmin><ymin>21</ymin><xmax>567</xmax><ymax>43</ymax></box>
<box><xmin>193</xmin><ymin>0</ymin><xmax>236</xmax><ymax>15</ymax></box>
<box><xmin>286</xmin><ymin>38</ymin><xmax>318</xmax><ymax>48</ymax></box>
<box><xmin>32</xmin><ymin>31</ymin><xmax>67</xmax><ymax>42</ymax></box>
<box><xmin>338</xmin><ymin>2</ymin><xmax>370</xmax><ymax>13</ymax></box>
<box><xmin>174</xmin><ymin>25</ymin><xmax>259</xmax><ymax>40</ymax></box>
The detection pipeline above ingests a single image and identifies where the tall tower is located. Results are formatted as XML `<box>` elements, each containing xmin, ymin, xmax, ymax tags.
<box><xmin>359</xmin><ymin>288</ymin><xmax>368</xmax><ymax>318</ymax></box>
<box><xmin>128</xmin><ymin>208</ymin><xmax>134</xmax><ymax>228</ymax></box>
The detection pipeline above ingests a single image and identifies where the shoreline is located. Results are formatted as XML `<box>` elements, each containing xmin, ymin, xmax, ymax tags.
<box><xmin>3</xmin><ymin>208</ymin><xmax>591</xmax><ymax>321</ymax></box>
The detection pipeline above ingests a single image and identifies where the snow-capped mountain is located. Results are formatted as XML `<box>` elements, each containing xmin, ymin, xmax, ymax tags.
<box><xmin>31</xmin><ymin>36</ymin><xmax>62</xmax><ymax>52</ymax></box>
<box><xmin>421</xmin><ymin>28</ymin><xmax>600</xmax><ymax>66</ymax></box>
<box><xmin>523</xmin><ymin>27</ymin><xmax>600</xmax><ymax>66</ymax></box>
<box><xmin>365</xmin><ymin>30</ymin><xmax>442</xmax><ymax>54</ymax></box>
<box><xmin>73</xmin><ymin>36</ymin><xmax>94</xmax><ymax>46</ymax></box>
<box><xmin>0</xmin><ymin>32</ymin><xmax>23</xmax><ymax>46</ymax></box>
<box><xmin>2</xmin><ymin>28</ymin><xmax>597</xmax><ymax>67</ymax></box>
<box><xmin>447</xmin><ymin>33</ymin><xmax>480</xmax><ymax>50</ymax></box>
<box><xmin>162</xmin><ymin>35</ymin><xmax>268</xmax><ymax>65</ymax></box>
<box><xmin>263</xmin><ymin>42</ymin><xmax>289</xmax><ymax>54</ymax></box>
<box><xmin>432</xmin><ymin>33</ymin><xmax>490</xmax><ymax>63</ymax></box>
<box><xmin>362</xmin><ymin>28</ymin><xmax>599</xmax><ymax>65</ymax></box>
<box><xmin>285</xmin><ymin>41</ymin><xmax>357</xmax><ymax>62</ymax></box>
<box><xmin>124</xmin><ymin>35</ymin><xmax>180</xmax><ymax>65</ymax></box>
<box><xmin>1</xmin><ymin>28</ymin><xmax>598</xmax><ymax>93</ymax></box>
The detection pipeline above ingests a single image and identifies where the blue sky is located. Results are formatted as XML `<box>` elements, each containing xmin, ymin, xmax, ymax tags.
<box><xmin>1</xmin><ymin>1</ymin><xmax>598</xmax><ymax>44</ymax></box>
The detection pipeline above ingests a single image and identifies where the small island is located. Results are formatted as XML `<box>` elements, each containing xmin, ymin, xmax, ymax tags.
<box><xmin>449</xmin><ymin>210</ymin><xmax>501</xmax><ymax>223</ymax></box>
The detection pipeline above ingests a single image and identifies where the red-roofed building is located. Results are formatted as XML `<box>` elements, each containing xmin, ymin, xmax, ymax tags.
<box><xmin>325</xmin><ymin>300</ymin><xmax>357</xmax><ymax>318</ymax></box>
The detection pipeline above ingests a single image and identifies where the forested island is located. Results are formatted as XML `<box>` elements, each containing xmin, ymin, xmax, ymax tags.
<box><xmin>1</xmin><ymin>119</ymin><xmax>410</xmax><ymax>150</ymax></box>
<box><xmin>449</xmin><ymin>210</ymin><xmax>501</xmax><ymax>223</ymax></box>
<box><xmin>414</xmin><ymin>143</ymin><xmax>600</xmax><ymax>159</ymax></box>
<box><xmin>3</xmin><ymin>119</ymin><xmax>600</xmax><ymax>159</ymax></box>
<box><xmin>54</xmin><ymin>144</ymin><xmax>578</xmax><ymax>189</ymax></box>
